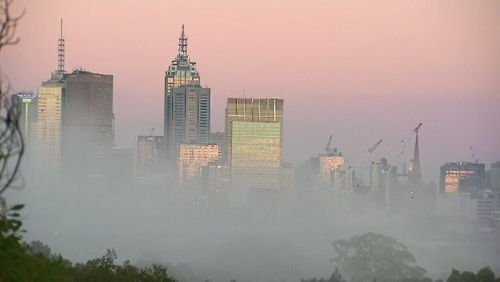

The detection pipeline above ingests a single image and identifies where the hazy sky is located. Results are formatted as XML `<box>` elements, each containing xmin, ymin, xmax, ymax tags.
<box><xmin>1</xmin><ymin>0</ymin><xmax>499</xmax><ymax>181</ymax></box>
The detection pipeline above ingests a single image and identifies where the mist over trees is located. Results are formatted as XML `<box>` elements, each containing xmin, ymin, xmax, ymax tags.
<box><xmin>1</xmin><ymin>0</ymin><xmax>500</xmax><ymax>281</ymax></box>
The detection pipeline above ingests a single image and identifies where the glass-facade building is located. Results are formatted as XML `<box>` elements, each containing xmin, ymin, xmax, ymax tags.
<box><xmin>225</xmin><ymin>98</ymin><xmax>284</xmax><ymax>193</ymax></box>
<box><xmin>32</xmin><ymin>79</ymin><xmax>65</xmax><ymax>178</ymax></box>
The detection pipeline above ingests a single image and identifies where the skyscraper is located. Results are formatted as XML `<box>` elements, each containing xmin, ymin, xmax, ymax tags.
<box><xmin>62</xmin><ymin>70</ymin><xmax>113</xmax><ymax>177</ymax></box>
<box><xmin>225</xmin><ymin>98</ymin><xmax>284</xmax><ymax>196</ymax></box>
<box><xmin>168</xmin><ymin>84</ymin><xmax>210</xmax><ymax>159</ymax></box>
<box><xmin>31</xmin><ymin>20</ymin><xmax>66</xmax><ymax>179</ymax></box>
<box><xmin>225</xmin><ymin>98</ymin><xmax>283</xmax><ymax>166</ymax></box>
<box><xmin>164</xmin><ymin>25</ymin><xmax>204</xmax><ymax>160</ymax></box>
<box><xmin>440</xmin><ymin>162</ymin><xmax>486</xmax><ymax>193</ymax></box>
<box><xmin>137</xmin><ymin>135</ymin><xmax>166</xmax><ymax>186</ymax></box>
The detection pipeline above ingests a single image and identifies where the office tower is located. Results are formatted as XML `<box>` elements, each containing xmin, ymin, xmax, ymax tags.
<box><xmin>164</xmin><ymin>25</ymin><xmax>203</xmax><ymax>160</ymax></box>
<box><xmin>319</xmin><ymin>138</ymin><xmax>345</xmax><ymax>189</ymax></box>
<box><xmin>490</xmin><ymin>161</ymin><xmax>500</xmax><ymax>191</ymax></box>
<box><xmin>225</xmin><ymin>98</ymin><xmax>283</xmax><ymax>165</ymax></box>
<box><xmin>31</xmin><ymin>20</ymin><xmax>66</xmax><ymax>179</ymax></box>
<box><xmin>178</xmin><ymin>144</ymin><xmax>220</xmax><ymax>186</ymax></box>
<box><xmin>202</xmin><ymin>163</ymin><xmax>230</xmax><ymax>195</ymax></box>
<box><xmin>370</xmin><ymin>158</ymin><xmax>397</xmax><ymax>208</ymax></box>
<box><xmin>209</xmin><ymin>131</ymin><xmax>225</xmax><ymax>163</ymax></box>
<box><xmin>62</xmin><ymin>70</ymin><xmax>113</xmax><ymax>176</ymax></box>
<box><xmin>440</xmin><ymin>162</ymin><xmax>486</xmax><ymax>193</ymax></box>
<box><xmin>137</xmin><ymin>135</ymin><xmax>166</xmax><ymax>186</ymax></box>
<box><xmin>167</xmin><ymin>84</ymin><xmax>210</xmax><ymax>160</ymax></box>
<box><xmin>225</xmin><ymin>98</ymin><xmax>283</xmax><ymax>195</ymax></box>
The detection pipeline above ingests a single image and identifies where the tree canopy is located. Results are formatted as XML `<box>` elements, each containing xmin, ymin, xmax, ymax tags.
<box><xmin>331</xmin><ymin>232</ymin><xmax>428</xmax><ymax>282</ymax></box>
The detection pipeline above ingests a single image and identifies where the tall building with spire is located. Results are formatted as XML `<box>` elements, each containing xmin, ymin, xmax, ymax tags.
<box><xmin>164</xmin><ymin>25</ymin><xmax>210</xmax><ymax>162</ymax></box>
<box><xmin>408</xmin><ymin>122</ymin><xmax>422</xmax><ymax>186</ymax></box>
<box><xmin>32</xmin><ymin>19</ymin><xmax>66</xmax><ymax>180</ymax></box>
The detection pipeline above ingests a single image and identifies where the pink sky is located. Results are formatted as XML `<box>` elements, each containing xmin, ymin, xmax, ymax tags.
<box><xmin>1</xmin><ymin>0</ymin><xmax>499</xmax><ymax>181</ymax></box>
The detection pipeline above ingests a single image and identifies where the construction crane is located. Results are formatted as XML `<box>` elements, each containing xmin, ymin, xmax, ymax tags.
<box><xmin>414</xmin><ymin>122</ymin><xmax>422</xmax><ymax>134</ymax></box>
<box><xmin>469</xmin><ymin>145</ymin><xmax>479</xmax><ymax>163</ymax></box>
<box><xmin>325</xmin><ymin>134</ymin><xmax>333</xmax><ymax>153</ymax></box>
<box><xmin>368</xmin><ymin>139</ymin><xmax>383</xmax><ymax>154</ymax></box>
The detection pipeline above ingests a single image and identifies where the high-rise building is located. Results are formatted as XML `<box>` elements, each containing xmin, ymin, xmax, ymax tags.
<box><xmin>440</xmin><ymin>162</ymin><xmax>486</xmax><ymax>194</ymax></box>
<box><xmin>319</xmin><ymin>145</ymin><xmax>345</xmax><ymax>189</ymax></box>
<box><xmin>62</xmin><ymin>70</ymin><xmax>113</xmax><ymax>177</ymax></box>
<box><xmin>164</xmin><ymin>25</ymin><xmax>203</xmax><ymax>160</ymax></box>
<box><xmin>32</xmin><ymin>20</ymin><xmax>66</xmax><ymax>179</ymax></box>
<box><xmin>225</xmin><ymin>98</ymin><xmax>283</xmax><ymax>165</ymax></box>
<box><xmin>225</xmin><ymin>98</ymin><xmax>284</xmax><ymax>197</ymax></box>
<box><xmin>168</xmin><ymin>84</ymin><xmax>210</xmax><ymax>159</ymax></box>
<box><xmin>490</xmin><ymin>161</ymin><xmax>500</xmax><ymax>191</ymax></box>
<box><xmin>178</xmin><ymin>144</ymin><xmax>220</xmax><ymax>186</ymax></box>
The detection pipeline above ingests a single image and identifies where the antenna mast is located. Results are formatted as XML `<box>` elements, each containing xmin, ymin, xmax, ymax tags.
<box><xmin>57</xmin><ymin>18</ymin><xmax>65</xmax><ymax>73</ymax></box>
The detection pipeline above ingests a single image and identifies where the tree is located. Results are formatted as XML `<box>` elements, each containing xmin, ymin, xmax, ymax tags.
<box><xmin>477</xmin><ymin>267</ymin><xmax>496</xmax><ymax>282</ymax></box>
<box><xmin>331</xmin><ymin>232</ymin><xmax>428</xmax><ymax>282</ymax></box>
<box><xmin>302</xmin><ymin>267</ymin><xmax>346</xmax><ymax>282</ymax></box>
<box><xmin>460</xmin><ymin>271</ymin><xmax>479</xmax><ymax>282</ymax></box>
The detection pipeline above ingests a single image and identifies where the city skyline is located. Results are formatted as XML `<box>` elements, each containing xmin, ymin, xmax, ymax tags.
<box><xmin>1</xmin><ymin>0</ymin><xmax>499</xmax><ymax>182</ymax></box>
<box><xmin>1</xmin><ymin>2</ymin><xmax>500</xmax><ymax>281</ymax></box>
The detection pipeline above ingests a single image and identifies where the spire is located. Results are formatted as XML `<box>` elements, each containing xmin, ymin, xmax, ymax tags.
<box><xmin>409</xmin><ymin>122</ymin><xmax>422</xmax><ymax>186</ymax></box>
<box><xmin>57</xmin><ymin>18</ymin><xmax>65</xmax><ymax>73</ymax></box>
<box><xmin>177</xmin><ymin>24</ymin><xmax>188</xmax><ymax>61</ymax></box>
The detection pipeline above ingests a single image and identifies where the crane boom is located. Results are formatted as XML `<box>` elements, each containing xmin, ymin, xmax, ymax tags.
<box><xmin>368</xmin><ymin>139</ymin><xmax>383</xmax><ymax>154</ymax></box>
<box><xmin>325</xmin><ymin>134</ymin><xmax>333</xmax><ymax>152</ymax></box>
<box><xmin>414</xmin><ymin>122</ymin><xmax>422</xmax><ymax>133</ymax></box>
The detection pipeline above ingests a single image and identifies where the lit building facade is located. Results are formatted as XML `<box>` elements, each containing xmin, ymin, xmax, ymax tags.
<box><xmin>209</xmin><ymin>132</ymin><xmax>226</xmax><ymax>163</ymax></box>
<box><xmin>178</xmin><ymin>144</ymin><xmax>220</xmax><ymax>185</ymax></box>
<box><xmin>32</xmin><ymin>79</ymin><xmax>65</xmax><ymax>178</ymax></box>
<box><xmin>440</xmin><ymin>162</ymin><xmax>486</xmax><ymax>193</ymax></box>
<box><xmin>225</xmin><ymin>98</ymin><xmax>283</xmax><ymax>166</ymax></box>
<box><xmin>319</xmin><ymin>148</ymin><xmax>345</xmax><ymax>188</ymax></box>
<box><xmin>164</xmin><ymin>25</ymin><xmax>202</xmax><ymax>160</ymax></box>
<box><xmin>225</xmin><ymin>98</ymin><xmax>284</xmax><ymax>197</ymax></box>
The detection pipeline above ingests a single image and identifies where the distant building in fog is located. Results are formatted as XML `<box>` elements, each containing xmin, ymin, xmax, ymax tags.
<box><xmin>178</xmin><ymin>144</ymin><xmax>220</xmax><ymax>186</ymax></box>
<box><xmin>440</xmin><ymin>162</ymin><xmax>486</xmax><ymax>194</ymax></box>
<box><xmin>319</xmin><ymin>146</ymin><xmax>345</xmax><ymax>189</ymax></box>
<box><xmin>225</xmin><ymin>98</ymin><xmax>283</xmax><ymax>203</ymax></box>
<box><xmin>370</xmin><ymin>158</ymin><xmax>397</xmax><ymax>208</ymax></box>
<box><xmin>489</xmin><ymin>161</ymin><xmax>500</xmax><ymax>191</ymax></box>
<box><xmin>62</xmin><ymin>70</ymin><xmax>114</xmax><ymax>178</ymax></box>
<box><xmin>137</xmin><ymin>135</ymin><xmax>166</xmax><ymax>185</ymax></box>
<box><xmin>209</xmin><ymin>131</ymin><xmax>225</xmax><ymax>163</ymax></box>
